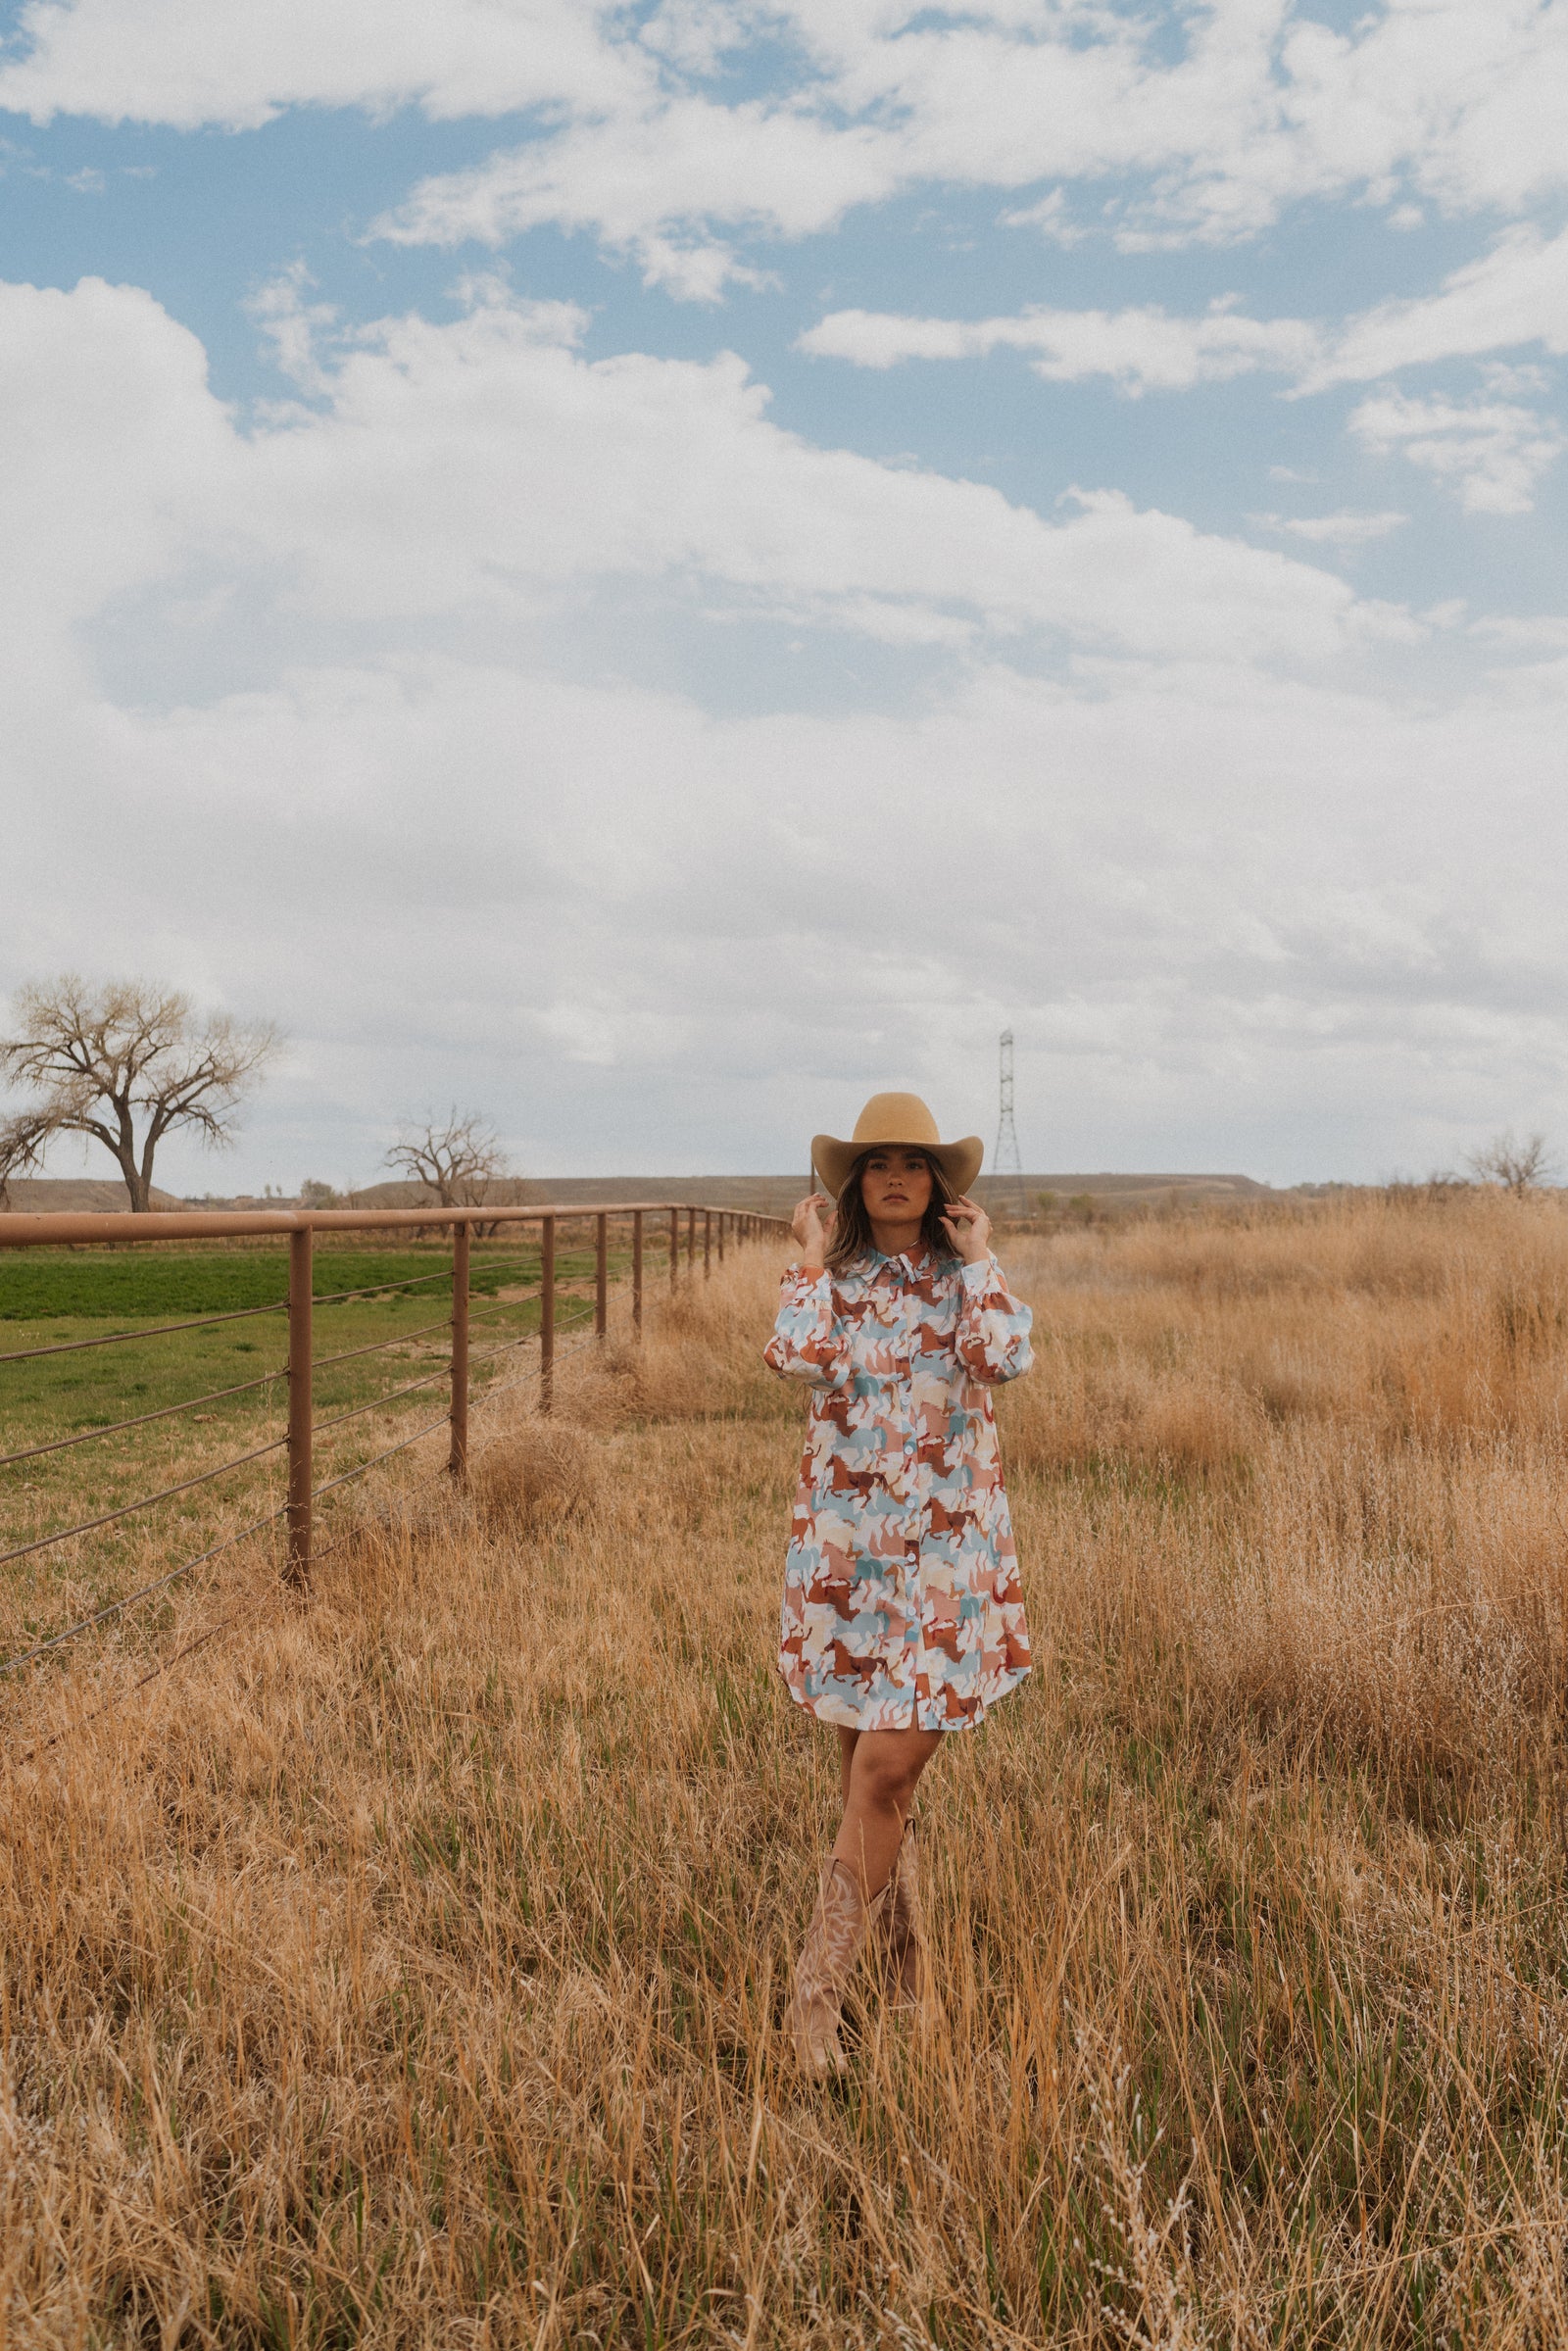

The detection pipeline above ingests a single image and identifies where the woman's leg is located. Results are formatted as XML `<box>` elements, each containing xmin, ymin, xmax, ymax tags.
<box><xmin>788</xmin><ymin>1723</ymin><xmax>943</xmax><ymax>2074</ymax></box>
<box><xmin>836</xmin><ymin>1725</ymin><xmax>858</xmax><ymax>1805</ymax></box>
<box><xmin>830</xmin><ymin>1725</ymin><xmax>943</xmax><ymax>1898</ymax></box>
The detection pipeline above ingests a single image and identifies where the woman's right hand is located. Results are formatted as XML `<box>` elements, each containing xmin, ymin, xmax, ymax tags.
<box><xmin>792</xmin><ymin>1192</ymin><xmax>834</xmax><ymax>1271</ymax></box>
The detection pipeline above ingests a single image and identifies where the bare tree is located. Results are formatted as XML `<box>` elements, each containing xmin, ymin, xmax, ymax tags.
<box><xmin>385</xmin><ymin>1109</ymin><xmax>508</xmax><ymax>1207</ymax></box>
<box><xmin>0</xmin><ymin>976</ymin><xmax>278</xmax><ymax>1212</ymax></box>
<box><xmin>1466</xmin><ymin>1129</ymin><xmax>1555</xmax><ymax>1197</ymax></box>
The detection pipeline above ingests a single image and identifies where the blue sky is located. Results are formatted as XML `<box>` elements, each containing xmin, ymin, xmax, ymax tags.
<box><xmin>2</xmin><ymin>0</ymin><xmax>1566</xmax><ymax>1191</ymax></box>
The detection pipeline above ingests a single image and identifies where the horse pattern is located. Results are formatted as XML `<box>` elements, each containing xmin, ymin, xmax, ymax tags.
<box><xmin>764</xmin><ymin>1249</ymin><xmax>1034</xmax><ymax>1732</ymax></box>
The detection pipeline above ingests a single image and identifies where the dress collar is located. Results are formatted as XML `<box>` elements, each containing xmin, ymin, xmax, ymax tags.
<box><xmin>867</xmin><ymin>1245</ymin><xmax>934</xmax><ymax>1279</ymax></box>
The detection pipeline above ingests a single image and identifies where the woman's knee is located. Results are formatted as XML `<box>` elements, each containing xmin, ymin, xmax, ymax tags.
<box><xmin>854</xmin><ymin>1751</ymin><xmax>924</xmax><ymax>1810</ymax></box>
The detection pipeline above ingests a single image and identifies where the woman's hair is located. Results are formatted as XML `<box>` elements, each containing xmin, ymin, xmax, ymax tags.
<box><xmin>825</xmin><ymin>1148</ymin><xmax>957</xmax><ymax>1275</ymax></box>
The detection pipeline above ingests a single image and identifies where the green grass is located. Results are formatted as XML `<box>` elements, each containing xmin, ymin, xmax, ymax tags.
<box><xmin>0</xmin><ymin>1243</ymin><xmax>563</xmax><ymax>1321</ymax></box>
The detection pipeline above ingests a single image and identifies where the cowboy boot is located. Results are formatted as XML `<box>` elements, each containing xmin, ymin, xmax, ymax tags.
<box><xmin>880</xmin><ymin>1823</ymin><xmax>928</xmax><ymax>2012</ymax></box>
<box><xmin>787</xmin><ymin>1857</ymin><xmax>886</xmax><ymax>2079</ymax></box>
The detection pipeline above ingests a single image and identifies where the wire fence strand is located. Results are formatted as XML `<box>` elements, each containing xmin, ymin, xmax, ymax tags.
<box><xmin>309</xmin><ymin>1415</ymin><xmax>452</xmax><ymax>1500</ymax></box>
<box><xmin>0</xmin><ymin>1298</ymin><xmax>288</xmax><ymax>1365</ymax></box>
<box><xmin>309</xmin><ymin>1314</ymin><xmax>454</xmax><ymax>1373</ymax></box>
<box><xmin>464</xmin><ymin>1293</ymin><xmax>543</xmax><ymax>1330</ymax></box>
<box><xmin>0</xmin><ymin>1501</ymin><xmax>288</xmax><ymax>1679</ymax></box>
<box><xmin>309</xmin><ymin>1265</ymin><xmax>457</xmax><ymax>1306</ymax></box>
<box><xmin>312</xmin><ymin>1365</ymin><xmax>452</xmax><ymax>1437</ymax></box>
<box><xmin>0</xmin><ymin>1367</ymin><xmax>287</xmax><ymax>1469</ymax></box>
<box><xmin>0</xmin><ymin>1438</ymin><xmax>287</xmax><ymax>1571</ymax></box>
<box><xmin>469</xmin><ymin>1332</ymin><xmax>599</xmax><ymax>1411</ymax></box>
<box><xmin>466</xmin><ymin>1331</ymin><xmax>539</xmax><ymax>1373</ymax></box>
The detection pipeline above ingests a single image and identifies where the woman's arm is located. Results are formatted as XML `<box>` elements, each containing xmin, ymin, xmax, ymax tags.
<box><xmin>943</xmin><ymin>1195</ymin><xmax>1034</xmax><ymax>1385</ymax></box>
<box><xmin>762</xmin><ymin>1191</ymin><xmax>855</xmax><ymax>1390</ymax></box>
<box><xmin>954</xmin><ymin>1257</ymin><xmax>1034</xmax><ymax>1384</ymax></box>
<box><xmin>763</xmin><ymin>1268</ymin><xmax>855</xmax><ymax>1390</ymax></box>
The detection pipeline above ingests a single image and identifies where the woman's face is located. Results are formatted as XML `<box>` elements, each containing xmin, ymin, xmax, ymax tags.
<box><xmin>858</xmin><ymin>1148</ymin><xmax>935</xmax><ymax>1226</ymax></box>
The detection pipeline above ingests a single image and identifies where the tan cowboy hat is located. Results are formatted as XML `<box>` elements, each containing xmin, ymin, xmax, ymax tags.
<box><xmin>811</xmin><ymin>1092</ymin><xmax>984</xmax><ymax>1201</ymax></box>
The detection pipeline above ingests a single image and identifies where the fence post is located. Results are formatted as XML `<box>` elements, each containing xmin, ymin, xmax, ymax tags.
<box><xmin>633</xmin><ymin>1210</ymin><xmax>644</xmax><ymax>1335</ymax></box>
<box><xmin>704</xmin><ymin>1210</ymin><xmax>711</xmax><ymax>1278</ymax></box>
<box><xmin>540</xmin><ymin>1213</ymin><xmax>556</xmax><ymax>1414</ymax></box>
<box><xmin>449</xmin><ymin>1218</ymin><xmax>469</xmax><ymax>1478</ymax></box>
<box><xmin>595</xmin><ymin>1211</ymin><xmax>608</xmax><ymax>1340</ymax></box>
<box><xmin>717</xmin><ymin>1211</ymin><xmax>725</xmax><ymax>1265</ymax></box>
<box><xmin>687</xmin><ymin>1206</ymin><xmax>696</xmax><ymax>1271</ymax></box>
<box><xmin>669</xmin><ymin>1205</ymin><xmax>679</xmax><ymax>1287</ymax></box>
<box><xmin>286</xmin><ymin>1224</ymin><xmax>313</xmax><ymax>1590</ymax></box>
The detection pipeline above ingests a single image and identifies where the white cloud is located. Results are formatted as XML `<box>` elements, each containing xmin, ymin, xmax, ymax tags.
<box><xmin>1252</xmin><ymin>511</ymin><xmax>1409</xmax><ymax>546</ymax></box>
<box><xmin>829</xmin><ymin>0</ymin><xmax>1299</xmax><ymax>242</ymax></box>
<box><xmin>0</xmin><ymin>275</ymin><xmax>229</xmax><ymax>677</ymax></box>
<box><xmin>0</xmin><ymin>268</ymin><xmax>1416</xmax><ymax>705</ymax></box>
<box><xmin>996</xmin><ymin>187</ymin><xmax>1086</xmax><ymax>246</ymax></box>
<box><xmin>2</xmin><ymin>15</ymin><xmax>1566</xmax><ymax>1185</ymax></box>
<box><xmin>1470</xmin><ymin>613</ymin><xmax>1568</xmax><ymax>651</ymax></box>
<box><xmin>799</xmin><ymin>223</ymin><xmax>1568</xmax><ymax>519</ymax></box>
<box><xmin>373</xmin><ymin>98</ymin><xmax>901</xmax><ymax>300</ymax></box>
<box><xmin>0</xmin><ymin>0</ymin><xmax>649</xmax><ymax>128</ymax></box>
<box><xmin>244</xmin><ymin>262</ymin><xmax>341</xmax><ymax>392</ymax></box>
<box><xmin>121</xmin><ymin>277</ymin><xmax>1386</xmax><ymax>667</ymax></box>
<box><xmin>1348</xmin><ymin>383</ymin><xmax>1565</xmax><ymax>514</ymax></box>
<box><xmin>803</xmin><ymin>220</ymin><xmax>1568</xmax><ymax>402</ymax></box>
<box><xmin>10</xmin><ymin>269</ymin><xmax>1566</xmax><ymax>1187</ymax></box>
<box><xmin>374</xmin><ymin>1</ymin><xmax>1568</xmax><ymax>271</ymax></box>
<box><xmin>797</xmin><ymin>301</ymin><xmax>1316</xmax><ymax>392</ymax></box>
<box><xmin>1304</xmin><ymin>222</ymin><xmax>1568</xmax><ymax>388</ymax></box>
<box><xmin>5</xmin><ymin>1</ymin><xmax>1565</xmax><ymax>287</ymax></box>
<box><xmin>17</xmin><ymin>637</ymin><xmax>1568</xmax><ymax>1187</ymax></box>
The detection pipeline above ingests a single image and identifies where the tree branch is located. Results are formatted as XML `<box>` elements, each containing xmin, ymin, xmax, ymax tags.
<box><xmin>0</xmin><ymin>978</ymin><xmax>279</xmax><ymax>1208</ymax></box>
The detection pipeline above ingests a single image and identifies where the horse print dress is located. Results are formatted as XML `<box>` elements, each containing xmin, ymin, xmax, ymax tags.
<box><xmin>764</xmin><ymin>1247</ymin><xmax>1034</xmax><ymax>1733</ymax></box>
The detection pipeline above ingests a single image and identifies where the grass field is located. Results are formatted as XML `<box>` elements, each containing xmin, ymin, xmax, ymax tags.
<box><xmin>0</xmin><ymin>1237</ymin><xmax>628</xmax><ymax>1321</ymax></box>
<box><xmin>0</xmin><ymin>1238</ymin><xmax>623</xmax><ymax>1653</ymax></box>
<box><xmin>5</xmin><ymin>1197</ymin><xmax>1568</xmax><ymax>2344</ymax></box>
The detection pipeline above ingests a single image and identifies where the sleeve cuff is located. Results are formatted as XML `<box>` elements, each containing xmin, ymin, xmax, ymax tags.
<box><xmin>959</xmin><ymin>1253</ymin><xmax>999</xmax><ymax>1291</ymax></box>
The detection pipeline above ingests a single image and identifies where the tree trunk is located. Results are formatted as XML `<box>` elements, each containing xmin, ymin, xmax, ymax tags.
<box><xmin>112</xmin><ymin>1096</ymin><xmax>152</xmax><ymax>1212</ymax></box>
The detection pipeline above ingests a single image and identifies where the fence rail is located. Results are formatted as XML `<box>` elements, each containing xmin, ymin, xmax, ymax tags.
<box><xmin>0</xmin><ymin>1200</ymin><xmax>789</xmax><ymax>1668</ymax></box>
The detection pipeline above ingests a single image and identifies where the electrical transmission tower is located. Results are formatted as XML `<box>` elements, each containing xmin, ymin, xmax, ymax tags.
<box><xmin>992</xmin><ymin>1029</ymin><xmax>1028</xmax><ymax>1215</ymax></box>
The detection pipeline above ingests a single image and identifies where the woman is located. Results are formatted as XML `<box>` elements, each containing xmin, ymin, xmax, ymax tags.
<box><xmin>764</xmin><ymin>1091</ymin><xmax>1035</xmax><ymax>2077</ymax></box>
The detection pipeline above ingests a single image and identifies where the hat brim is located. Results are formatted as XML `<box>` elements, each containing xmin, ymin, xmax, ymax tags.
<box><xmin>810</xmin><ymin>1133</ymin><xmax>985</xmax><ymax>1201</ymax></box>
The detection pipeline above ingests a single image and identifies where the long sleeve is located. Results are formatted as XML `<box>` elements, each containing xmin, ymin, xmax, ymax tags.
<box><xmin>763</xmin><ymin>1266</ymin><xmax>855</xmax><ymax>1391</ymax></box>
<box><xmin>954</xmin><ymin>1254</ymin><xmax>1033</xmax><ymax>1385</ymax></box>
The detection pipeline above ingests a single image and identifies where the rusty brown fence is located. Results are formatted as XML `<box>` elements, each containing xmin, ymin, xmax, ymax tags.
<box><xmin>0</xmin><ymin>1200</ymin><xmax>789</xmax><ymax>1677</ymax></box>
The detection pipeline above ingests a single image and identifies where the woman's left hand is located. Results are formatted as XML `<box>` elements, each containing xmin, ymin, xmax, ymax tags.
<box><xmin>940</xmin><ymin>1194</ymin><xmax>992</xmax><ymax>1265</ymax></box>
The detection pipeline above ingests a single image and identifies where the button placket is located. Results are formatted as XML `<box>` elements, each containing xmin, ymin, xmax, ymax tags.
<box><xmin>901</xmin><ymin>1277</ymin><xmax>924</xmax><ymax>1680</ymax></box>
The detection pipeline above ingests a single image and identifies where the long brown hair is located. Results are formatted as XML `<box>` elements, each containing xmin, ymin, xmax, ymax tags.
<box><xmin>825</xmin><ymin>1149</ymin><xmax>957</xmax><ymax>1275</ymax></box>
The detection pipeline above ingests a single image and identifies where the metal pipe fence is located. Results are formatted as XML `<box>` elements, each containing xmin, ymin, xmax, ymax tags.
<box><xmin>0</xmin><ymin>1200</ymin><xmax>789</xmax><ymax>1672</ymax></box>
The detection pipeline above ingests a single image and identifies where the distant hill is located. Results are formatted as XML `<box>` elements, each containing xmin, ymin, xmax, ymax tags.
<box><xmin>995</xmin><ymin>1171</ymin><xmax>1272</xmax><ymax>1209</ymax></box>
<box><xmin>330</xmin><ymin>1178</ymin><xmax>548</xmax><ymax>1211</ymax></box>
<box><xmin>486</xmin><ymin>1172</ymin><xmax>1282</xmax><ymax>1219</ymax></box>
<box><xmin>0</xmin><ymin>1177</ymin><xmax>185</xmax><ymax>1214</ymax></box>
<box><xmin>1</xmin><ymin>1170</ymin><xmax>1287</xmax><ymax>1223</ymax></box>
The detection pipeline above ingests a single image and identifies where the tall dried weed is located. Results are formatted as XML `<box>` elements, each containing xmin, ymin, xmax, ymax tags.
<box><xmin>4</xmin><ymin>1195</ymin><xmax>1568</xmax><ymax>2344</ymax></box>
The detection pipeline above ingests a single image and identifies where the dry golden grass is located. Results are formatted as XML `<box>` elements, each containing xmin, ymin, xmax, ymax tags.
<box><xmin>6</xmin><ymin>1196</ymin><xmax>1568</xmax><ymax>2345</ymax></box>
